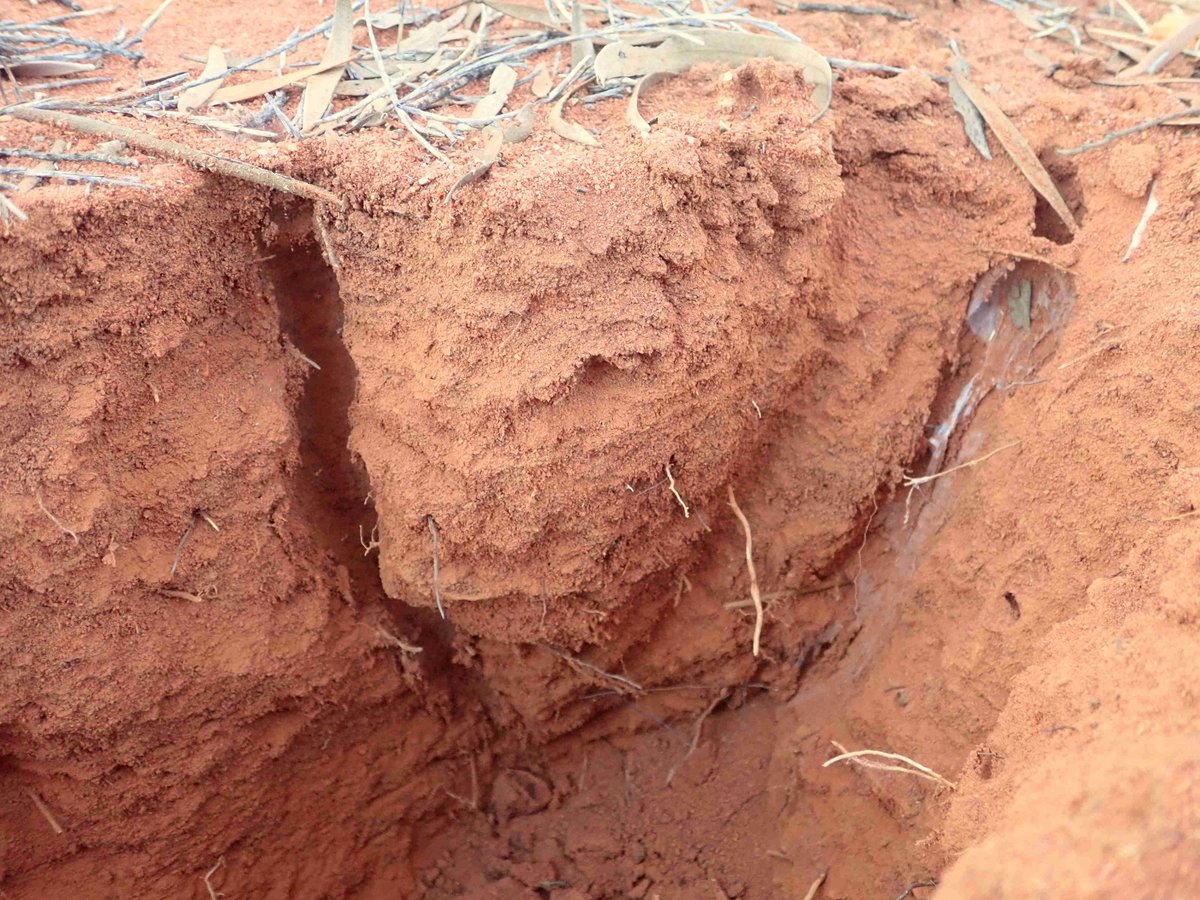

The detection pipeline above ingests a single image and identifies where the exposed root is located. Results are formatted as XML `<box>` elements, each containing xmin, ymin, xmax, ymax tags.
<box><xmin>726</xmin><ymin>485</ymin><xmax>763</xmax><ymax>657</ymax></box>
<box><xmin>427</xmin><ymin>514</ymin><xmax>445</xmax><ymax>619</ymax></box>
<box><xmin>160</xmin><ymin>588</ymin><xmax>206</xmax><ymax>603</ymax></box>
<box><xmin>902</xmin><ymin>441</ymin><xmax>1022</xmax><ymax>526</ymax></box>
<box><xmin>203</xmin><ymin>855</ymin><xmax>225</xmax><ymax>900</ymax></box>
<box><xmin>199</xmin><ymin>511</ymin><xmax>220</xmax><ymax>532</ymax></box>
<box><xmin>359</xmin><ymin>523</ymin><xmax>380</xmax><ymax>556</ymax></box>
<box><xmin>664</xmin><ymin>461</ymin><xmax>690</xmax><ymax>518</ymax></box>
<box><xmin>548</xmin><ymin>646</ymin><xmax>643</xmax><ymax>694</ymax></box>
<box><xmin>374</xmin><ymin>625</ymin><xmax>423</xmax><ymax>654</ymax></box>
<box><xmin>35</xmin><ymin>492</ymin><xmax>79</xmax><ymax>545</ymax></box>
<box><xmin>169</xmin><ymin>514</ymin><xmax>197</xmax><ymax>577</ymax></box>
<box><xmin>823</xmin><ymin>740</ymin><xmax>957</xmax><ymax>790</ymax></box>
<box><xmin>665</xmin><ymin>689</ymin><xmax>728</xmax><ymax>786</ymax></box>
<box><xmin>26</xmin><ymin>789</ymin><xmax>65</xmax><ymax>834</ymax></box>
<box><xmin>801</xmin><ymin>870</ymin><xmax>827</xmax><ymax>900</ymax></box>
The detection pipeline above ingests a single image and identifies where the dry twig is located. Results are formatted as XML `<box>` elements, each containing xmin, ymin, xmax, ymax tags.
<box><xmin>26</xmin><ymin>789</ymin><xmax>65</xmax><ymax>834</ymax></box>
<box><xmin>4</xmin><ymin>106</ymin><xmax>342</xmax><ymax>204</ymax></box>
<box><xmin>36</xmin><ymin>492</ymin><xmax>79</xmax><ymax>544</ymax></box>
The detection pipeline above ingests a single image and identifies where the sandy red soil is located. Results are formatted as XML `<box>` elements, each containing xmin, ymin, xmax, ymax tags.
<box><xmin>2</xmin><ymin>0</ymin><xmax>1199</xmax><ymax>897</ymax></box>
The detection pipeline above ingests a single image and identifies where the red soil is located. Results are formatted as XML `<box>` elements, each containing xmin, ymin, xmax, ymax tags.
<box><xmin>2</xmin><ymin>0</ymin><xmax>1199</xmax><ymax>897</ymax></box>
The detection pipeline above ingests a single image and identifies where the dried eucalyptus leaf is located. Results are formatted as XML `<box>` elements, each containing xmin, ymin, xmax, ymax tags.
<box><xmin>395</xmin><ymin>10</ymin><xmax>469</xmax><ymax>52</ymax></box>
<box><xmin>628</xmin><ymin>71</ymin><xmax>670</xmax><ymax>136</ymax></box>
<box><xmin>550</xmin><ymin>86</ymin><xmax>600</xmax><ymax>147</ymax></box>
<box><xmin>209</xmin><ymin>55</ymin><xmax>355</xmax><ymax>105</ymax></box>
<box><xmin>301</xmin><ymin>0</ymin><xmax>355</xmax><ymax>131</ymax></box>
<box><xmin>531</xmin><ymin>69</ymin><xmax>553</xmax><ymax>97</ymax></box>
<box><xmin>178</xmin><ymin>45</ymin><xmax>228</xmax><ymax>114</ymax></box>
<box><xmin>503</xmin><ymin>104</ymin><xmax>536</xmax><ymax>142</ymax></box>
<box><xmin>594</xmin><ymin>29</ymin><xmax>832</xmax><ymax>120</ymax></box>
<box><xmin>950</xmin><ymin>71</ymin><xmax>1078</xmax><ymax>235</ymax></box>
<box><xmin>948</xmin><ymin>76</ymin><xmax>992</xmax><ymax>160</ymax></box>
<box><xmin>446</xmin><ymin>126</ymin><xmax>505</xmax><ymax>201</ymax></box>
<box><xmin>473</xmin><ymin>63</ymin><xmax>518</xmax><ymax>120</ymax></box>
<box><xmin>8</xmin><ymin>60</ymin><xmax>96</xmax><ymax>77</ymax></box>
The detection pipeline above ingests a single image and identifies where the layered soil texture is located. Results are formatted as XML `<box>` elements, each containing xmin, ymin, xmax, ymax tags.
<box><xmin>3</xmin><ymin>0</ymin><xmax>1200</xmax><ymax>897</ymax></box>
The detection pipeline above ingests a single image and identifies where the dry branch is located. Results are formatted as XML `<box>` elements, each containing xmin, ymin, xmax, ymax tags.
<box><xmin>3</xmin><ymin>106</ymin><xmax>342</xmax><ymax>204</ymax></box>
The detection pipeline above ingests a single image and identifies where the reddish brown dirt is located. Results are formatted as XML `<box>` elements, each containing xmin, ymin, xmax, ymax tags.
<box><xmin>3</xmin><ymin>0</ymin><xmax>1200</xmax><ymax>898</ymax></box>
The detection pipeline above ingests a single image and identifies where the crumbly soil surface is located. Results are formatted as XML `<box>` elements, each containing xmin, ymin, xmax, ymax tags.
<box><xmin>2</xmin><ymin>0</ymin><xmax>1199</xmax><ymax>897</ymax></box>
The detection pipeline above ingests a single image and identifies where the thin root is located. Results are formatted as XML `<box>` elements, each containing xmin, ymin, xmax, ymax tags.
<box><xmin>664</xmin><ymin>461</ymin><xmax>690</xmax><ymax>518</ymax></box>
<box><xmin>26</xmin><ymin>789</ymin><xmax>65</xmax><ymax>834</ymax></box>
<box><xmin>727</xmin><ymin>485</ymin><xmax>763</xmax><ymax>657</ymax></box>
<box><xmin>823</xmin><ymin>740</ymin><xmax>956</xmax><ymax>790</ymax></box>
<box><xmin>36</xmin><ymin>493</ymin><xmax>79</xmax><ymax>544</ymax></box>
<box><xmin>902</xmin><ymin>441</ymin><xmax>1022</xmax><ymax>526</ymax></box>
<box><xmin>203</xmin><ymin>855</ymin><xmax>225</xmax><ymax>900</ymax></box>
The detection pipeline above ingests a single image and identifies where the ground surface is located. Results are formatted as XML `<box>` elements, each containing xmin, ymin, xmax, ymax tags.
<box><xmin>2</xmin><ymin>0</ymin><xmax>1199</xmax><ymax>897</ymax></box>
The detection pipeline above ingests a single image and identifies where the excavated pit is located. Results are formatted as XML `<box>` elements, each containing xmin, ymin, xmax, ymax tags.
<box><xmin>2</xmin><ymin>63</ymin><xmax>1082</xmax><ymax>898</ymax></box>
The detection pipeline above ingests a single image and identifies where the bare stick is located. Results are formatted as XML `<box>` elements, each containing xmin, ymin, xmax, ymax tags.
<box><xmin>36</xmin><ymin>493</ymin><xmax>79</xmax><ymax>544</ymax></box>
<box><xmin>3</xmin><ymin>106</ymin><xmax>342</xmax><ymax>204</ymax></box>
<box><xmin>0</xmin><ymin>147</ymin><xmax>136</xmax><ymax>166</ymax></box>
<box><xmin>727</xmin><ymin>485</ymin><xmax>763</xmax><ymax>657</ymax></box>
<box><xmin>776</xmin><ymin>0</ymin><xmax>911</xmax><ymax>18</ymax></box>
<box><xmin>549</xmin><ymin>646</ymin><xmax>643</xmax><ymax>693</ymax></box>
<box><xmin>203</xmin><ymin>855</ymin><xmax>225</xmax><ymax>900</ymax></box>
<box><xmin>1057</xmin><ymin>107</ymin><xmax>1199</xmax><ymax>156</ymax></box>
<box><xmin>427</xmin><ymin>515</ymin><xmax>445</xmax><ymax>619</ymax></box>
<box><xmin>199</xmin><ymin>512</ymin><xmax>220</xmax><ymax>532</ymax></box>
<box><xmin>665</xmin><ymin>689</ymin><xmax>727</xmax><ymax>785</ymax></box>
<box><xmin>895</xmin><ymin>878</ymin><xmax>939</xmax><ymax>900</ymax></box>
<box><xmin>823</xmin><ymin>741</ymin><xmax>956</xmax><ymax>790</ymax></box>
<box><xmin>664</xmin><ymin>462</ymin><xmax>690</xmax><ymax>518</ymax></box>
<box><xmin>170</xmin><ymin>515</ymin><xmax>197</xmax><ymax>577</ymax></box>
<box><xmin>127</xmin><ymin>0</ymin><xmax>179</xmax><ymax>48</ymax></box>
<box><xmin>26</xmin><ymin>789</ymin><xmax>65</xmax><ymax>834</ymax></box>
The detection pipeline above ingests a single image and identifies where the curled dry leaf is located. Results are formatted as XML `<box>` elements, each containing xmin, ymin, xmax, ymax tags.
<box><xmin>950</xmin><ymin>70</ymin><xmax>1078</xmax><ymax>235</ymax></box>
<box><xmin>594</xmin><ymin>29</ymin><xmax>832</xmax><ymax>121</ymax></box>
<box><xmin>301</xmin><ymin>0</ymin><xmax>355</xmax><ymax>131</ymax></box>
<box><xmin>472</xmin><ymin>63</ymin><xmax>519</xmax><ymax>120</ymax></box>
<box><xmin>502</xmin><ymin>104</ymin><xmax>537</xmax><ymax>143</ymax></box>
<box><xmin>628</xmin><ymin>71</ymin><xmax>670</xmax><ymax>136</ymax></box>
<box><xmin>178</xmin><ymin>45</ymin><xmax>228</xmax><ymax>114</ymax></box>
<box><xmin>446</xmin><ymin>126</ymin><xmax>505</xmax><ymax>202</ymax></box>
<box><xmin>550</xmin><ymin>83</ymin><xmax>601</xmax><ymax>147</ymax></box>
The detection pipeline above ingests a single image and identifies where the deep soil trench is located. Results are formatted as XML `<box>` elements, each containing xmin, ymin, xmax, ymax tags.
<box><xmin>5</xmin><ymin>7</ymin><xmax>1200</xmax><ymax>896</ymax></box>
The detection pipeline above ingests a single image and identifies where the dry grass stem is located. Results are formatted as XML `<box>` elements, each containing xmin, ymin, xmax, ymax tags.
<box><xmin>36</xmin><ymin>493</ymin><xmax>79</xmax><ymax>544</ymax></box>
<box><xmin>726</xmin><ymin>485</ymin><xmax>763</xmax><ymax>657</ymax></box>
<box><xmin>26</xmin><ymin>789</ymin><xmax>65</xmax><ymax>834</ymax></box>
<box><xmin>664</xmin><ymin>461</ymin><xmax>690</xmax><ymax>518</ymax></box>
<box><xmin>824</xmin><ymin>740</ymin><xmax>957</xmax><ymax>790</ymax></box>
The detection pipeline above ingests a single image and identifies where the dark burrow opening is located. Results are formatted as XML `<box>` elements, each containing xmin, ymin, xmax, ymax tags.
<box><xmin>259</xmin><ymin>202</ymin><xmax>451</xmax><ymax>674</ymax></box>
